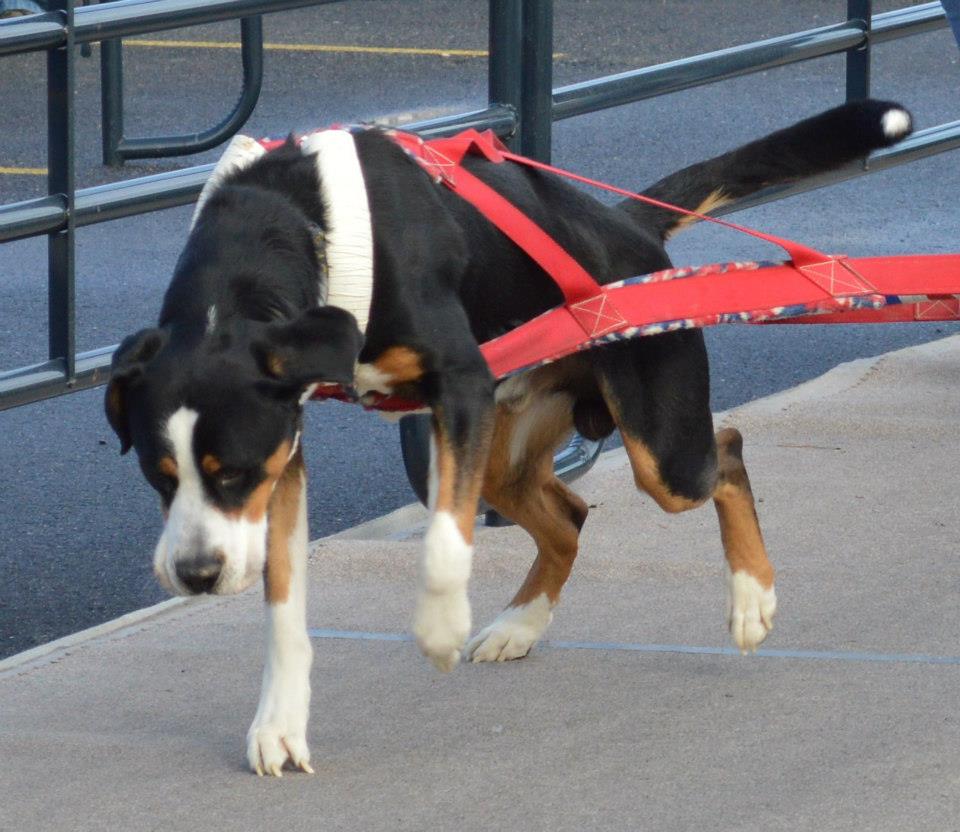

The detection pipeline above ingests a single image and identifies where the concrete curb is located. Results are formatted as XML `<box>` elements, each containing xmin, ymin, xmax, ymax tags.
<box><xmin>0</xmin><ymin>596</ymin><xmax>194</xmax><ymax>678</ymax></box>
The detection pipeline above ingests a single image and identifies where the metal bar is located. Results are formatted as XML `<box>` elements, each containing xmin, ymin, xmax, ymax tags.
<box><xmin>46</xmin><ymin>0</ymin><xmax>76</xmax><ymax>379</ymax></box>
<box><xmin>115</xmin><ymin>14</ymin><xmax>263</xmax><ymax>160</ymax></box>
<box><xmin>404</xmin><ymin>103</ymin><xmax>517</xmax><ymax>139</ymax></box>
<box><xmin>0</xmin><ymin>0</ymin><xmax>338</xmax><ymax>54</ymax></box>
<box><xmin>0</xmin><ymin>196</ymin><xmax>67</xmax><ymax>244</ymax></box>
<box><xmin>487</xmin><ymin>0</ymin><xmax>522</xmax><ymax>149</ymax></box>
<box><xmin>846</xmin><ymin>0</ymin><xmax>871</xmax><ymax>101</ymax></box>
<box><xmin>0</xmin><ymin>0</ymin><xmax>945</xmax><ymax>57</ymax></box>
<box><xmin>519</xmin><ymin>0</ymin><xmax>553</xmax><ymax>161</ymax></box>
<box><xmin>0</xmin><ymin>104</ymin><xmax>517</xmax><ymax>246</ymax></box>
<box><xmin>100</xmin><ymin>37</ymin><xmax>124</xmax><ymax>166</ymax></box>
<box><xmin>1</xmin><ymin>114</ymin><xmax>956</xmax><ymax>246</ymax></box>
<box><xmin>72</xmin><ymin>0</ymin><xmax>341</xmax><ymax>44</ymax></box>
<box><xmin>551</xmin><ymin>4</ymin><xmax>946</xmax><ymax>122</ymax></box>
<box><xmin>0</xmin><ymin>12</ymin><xmax>63</xmax><ymax>56</ymax></box>
<box><xmin>0</xmin><ymin>348</ymin><xmax>114</xmax><ymax>412</ymax></box>
<box><xmin>553</xmin><ymin>22</ymin><xmax>866</xmax><ymax>121</ymax></box>
<box><xmin>871</xmin><ymin>1</ymin><xmax>947</xmax><ymax>42</ymax></box>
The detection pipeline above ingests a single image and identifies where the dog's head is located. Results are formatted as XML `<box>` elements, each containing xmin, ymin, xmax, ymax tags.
<box><xmin>105</xmin><ymin>306</ymin><xmax>362</xmax><ymax>596</ymax></box>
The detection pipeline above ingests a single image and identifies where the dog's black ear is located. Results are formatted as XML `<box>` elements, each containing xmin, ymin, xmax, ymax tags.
<box><xmin>104</xmin><ymin>328</ymin><xmax>167</xmax><ymax>455</ymax></box>
<box><xmin>252</xmin><ymin>306</ymin><xmax>363</xmax><ymax>390</ymax></box>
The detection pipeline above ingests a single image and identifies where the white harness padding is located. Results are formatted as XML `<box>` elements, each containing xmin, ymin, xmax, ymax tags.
<box><xmin>190</xmin><ymin>130</ymin><xmax>375</xmax><ymax>332</ymax></box>
<box><xmin>299</xmin><ymin>130</ymin><xmax>374</xmax><ymax>332</ymax></box>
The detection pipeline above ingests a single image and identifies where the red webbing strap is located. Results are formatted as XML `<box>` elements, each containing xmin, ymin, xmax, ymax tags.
<box><xmin>479</xmin><ymin>254</ymin><xmax>960</xmax><ymax>379</ymax></box>
<box><xmin>391</xmin><ymin>130</ymin><xmax>603</xmax><ymax>307</ymax></box>
<box><xmin>493</xmin><ymin>142</ymin><xmax>833</xmax><ymax>269</ymax></box>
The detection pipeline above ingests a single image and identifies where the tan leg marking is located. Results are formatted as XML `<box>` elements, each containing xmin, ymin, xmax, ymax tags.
<box><xmin>431</xmin><ymin>417</ymin><xmax>490</xmax><ymax>544</ymax></box>
<box><xmin>482</xmin><ymin>398</ymin><xmax>586</xmax><ymax>606</ymax></box>
<box><xmin>713</xmin><ymin>427</ymin><xmax>774</xmax><ymax>588</ymax></box>
<box><xmin>619</xmin><ymin>433</ymin><xmax>707</xmax><ymax>514</ymax></box>
<box><xmin>264</xmin><ymin>448</ymin><xmax>304</xmax><ymax>605</ymax></box>
<box><xmin>372</xmin><ymin>345</ymin><xmax>424</xmax><ymax>386</ymax></box>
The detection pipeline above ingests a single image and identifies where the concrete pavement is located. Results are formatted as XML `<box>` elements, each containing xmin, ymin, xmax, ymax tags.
<box><xmin>2</xmin><ymin>334</ymin><xmax>959</xmax><ymax>831</ymax></box>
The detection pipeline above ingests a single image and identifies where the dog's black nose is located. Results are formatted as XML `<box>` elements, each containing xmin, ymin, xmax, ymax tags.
<box><xmin>175</xmin><ymin>555</ymin><xmax>223</xmax><ymax>594</ymax></box>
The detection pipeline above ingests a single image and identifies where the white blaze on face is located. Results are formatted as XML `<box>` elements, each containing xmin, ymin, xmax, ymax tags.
<box><xmin>152</xmin><ymin>407</ymin><xmax>268</xmax><ymax>596</ymax></box>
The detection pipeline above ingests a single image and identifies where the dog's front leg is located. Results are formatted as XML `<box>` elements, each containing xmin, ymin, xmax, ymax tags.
<box><xmin>247</xmin><ymin>451</ymin><xmax>314</xmax><ymax>776</ymax></box>
<box><xmin>413</xmin><ymin>365</ymin><xmax>495</xmax><ymax>672</ymax></box>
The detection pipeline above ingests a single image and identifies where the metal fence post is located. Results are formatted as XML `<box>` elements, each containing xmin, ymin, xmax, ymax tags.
<box><xmin>488</xmin><ymin>0</ymin><xmax>522</xmax><ymax>149</ymax></box>
<box><xmin>846</xmin><ymin>0</ymin><xmax>872</xmax><ymax>100</ymax></box>
<box><xmin>47</xmin><ymin>0</ymin><xmax>76</xmax><ymax>380</ymax></box>
<box><xmin>101</xmin><ymin>36</ymin><xmax>124</xmax><ymax>166</ymax></box>
<box><xmin>519</xmin><ymin>0</ymin><xmax>553</xmax><ymax>162</ymax></box>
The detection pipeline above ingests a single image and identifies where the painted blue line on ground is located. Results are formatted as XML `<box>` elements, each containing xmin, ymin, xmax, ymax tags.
<box><xmin>307</xmin><ymin>628</ymin><xmax>960</xmax><ymax>666</ymax></box>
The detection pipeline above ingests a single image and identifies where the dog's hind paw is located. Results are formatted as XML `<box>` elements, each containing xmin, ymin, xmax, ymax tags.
<box><xmin>726</xmin><ymin>569</ymin><xmax>777</xmax><ymax>654</ymax></box>
<box><xmin>466</xmin><ymin>594</ymin><xmax>553</xmax><ymax>662</ymax></box>
<box><xmin>412</xmin><ymin>588</ymin><xmax>471</xmax><ymax>672</ymax></box>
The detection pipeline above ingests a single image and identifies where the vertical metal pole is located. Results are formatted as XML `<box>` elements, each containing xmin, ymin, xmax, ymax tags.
<box><xmin>488</xmin><ymin>0</ymin><xmax>523</xmax><ymax>149</ymax></box>
<box><xmin>519</xmin><ymin>0</ymin><xmax>553</xmax><ymax>162</ymax></box>
<box><xmin>47</xmin><ymin>0</ymin><xmax>76</xmax><ymax>380</ymax></box>
<box><xmin>846</xmin><ymin>0</ymin><xmax>871</xmax><ymax>101</ymax></box>
<box><xmin>100</xmin><ymin>37</ymin><xmax>124</xmax><ymax>166</ymax></box>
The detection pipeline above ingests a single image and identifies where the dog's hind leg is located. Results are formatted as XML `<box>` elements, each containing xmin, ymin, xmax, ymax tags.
<box><xmin>594</xmin><ymin>331</ymin><xmax>776</xmax><ymax>652</ymax></box>
<box><xmin>246</xmin><ymin>448</ymin><xmax>314</xmax><ymax>776</ymax></box>
<box><xmin>466</xmin><ymin>389</ymin><xmax>588</xmax><ymax>662</ymax></box>
<box><xmin>411</xmin><ymin>352</ymin><xmax>496</xmax><ymax>672</ymax></box>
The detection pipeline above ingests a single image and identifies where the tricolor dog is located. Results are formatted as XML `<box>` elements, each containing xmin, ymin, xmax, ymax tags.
<box><xmin>106</xmin><ymin>100</ymin><xmax>913</xmax><ymax>775</ymax></box>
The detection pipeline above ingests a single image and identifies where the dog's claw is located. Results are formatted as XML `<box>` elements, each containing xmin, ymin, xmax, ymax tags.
<box><xmin>299</xmin><ymin>761</ymin><xmax>315</xmax><ymax>775</ymax></box>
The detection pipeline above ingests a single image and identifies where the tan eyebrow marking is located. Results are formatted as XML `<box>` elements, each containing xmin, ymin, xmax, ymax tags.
<box><xmin>227</xmin><ymin>439</ymin><xmax>292</xmax><ymax>523</ymax></box>
<box><xmin>201</xmin><ymin>454</ymin><xmax>222</xmax><ymax>476</ymax></box>
<box><xmin>158</xmin><ymin>456</ymin><xmax>178</xmax><ymax>478</ymax></box>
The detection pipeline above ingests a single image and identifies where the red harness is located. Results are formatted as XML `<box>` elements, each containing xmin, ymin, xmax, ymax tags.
<box><xmin>320</xmin><ymin>128</ymin><xmax>960</xmax><ymax>409</ymax></box>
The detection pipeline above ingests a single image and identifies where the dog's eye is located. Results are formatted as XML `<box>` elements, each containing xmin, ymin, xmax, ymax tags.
<box><xmin>215</xmin><ymin>469</ymin><xmax>245</xmax><ymax>489</ymax></box>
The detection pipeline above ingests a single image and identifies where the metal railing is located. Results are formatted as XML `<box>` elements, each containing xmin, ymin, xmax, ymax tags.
<box><xmin>1</xmin><ymin>0</ymin><xmax>958</xmax><ymax>411</ymax></box>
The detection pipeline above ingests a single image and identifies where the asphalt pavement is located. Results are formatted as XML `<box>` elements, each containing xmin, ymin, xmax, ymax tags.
<box><xmin>2</xmin><ymin>334</ymin><xmax>958</xmax><ymax>831</ymax></box>
<box><xmin>1</xmin><ymin>0</ymin><xmax>959</xmax><ymax>658</ymax></box>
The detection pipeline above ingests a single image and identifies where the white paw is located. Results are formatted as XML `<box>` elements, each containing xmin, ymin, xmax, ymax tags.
<box><xmin>246</xmin><ymin>678</ymin><xmax>312</xmax><ymax>777</ymax></box>
<box><xmin>466</xmin><ymin>594</ymin><xmax>553</xmax><ymax>662</ymax></box>
<box><xmin>412</xmin><ymin>588</ymin><xmax>471</xmax><ymax>672</ymax></box>
<box><xmin>726</xmin><ymin>569</ymin><xmax>777</xmax><ymax>653</ymax></box>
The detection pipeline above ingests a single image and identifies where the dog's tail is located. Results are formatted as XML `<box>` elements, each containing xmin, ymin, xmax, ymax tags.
<box><xmin>620</xmin><ymin>99</ymin><xmax>912</xmax><ymax>241</ymax></box>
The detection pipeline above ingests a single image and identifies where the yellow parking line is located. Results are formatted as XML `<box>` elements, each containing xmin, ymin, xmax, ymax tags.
<box><xmin>126</xmin><ymin>39</ymin><xmax>490</xmax><ymax>58</ymax></box>
<box><xmin>0</xmin><ymin>166</ymin><xmax>47</xmax><ymax>175</ymax></box>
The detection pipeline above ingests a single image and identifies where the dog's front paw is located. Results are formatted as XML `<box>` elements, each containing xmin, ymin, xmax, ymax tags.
<box><xmin>412</xmin><ymin>588</ymin><xmax>471</xmax><ymax>672</ymax></box>
<box><xmin>727</xmin><ymin>569</ymin><xmax>777</xmax><ymax>653</ymax></box>
<box><xmin>466</xmin><ymin>594</ymin><xmax>553</xmax><ymax>662</ymax></box>
<box><xmin>246</xmin><ymin>677</ymin><xmax>312</xmax><ymax>777</ymax></box>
